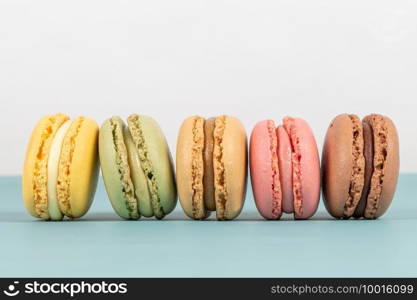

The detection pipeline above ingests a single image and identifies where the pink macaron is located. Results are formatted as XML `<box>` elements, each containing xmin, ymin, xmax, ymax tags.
<box><xmin>250</xmin><ymin>117</ymin><xmax>320</xmax><ymax>220</ymax></box>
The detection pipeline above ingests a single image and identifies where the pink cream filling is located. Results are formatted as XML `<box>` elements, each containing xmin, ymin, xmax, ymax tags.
<box><xmin>276</xmin><ymin>125</ymin><xmax>294</xmax><ymax>213</ymax></box>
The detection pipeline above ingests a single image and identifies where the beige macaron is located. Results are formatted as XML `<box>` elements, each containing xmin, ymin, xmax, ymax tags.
<box><xmin>176</xmin><ymin>115</ymin><xmax>247</xmax><ymax>220</ymax></box>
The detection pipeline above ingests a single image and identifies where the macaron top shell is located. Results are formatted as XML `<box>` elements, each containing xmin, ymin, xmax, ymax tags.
<box><xmin>216</xmin><ymin>116</ymin><xmax>247</xmax><ymax>220</ymax></box>
<box><xmin>127</xmin><ymin>114</ymin><xmax>177</xmax><ymax>218</ymax></box>
<box><xmin>283</xmin><ymin>117</ymin><xmax>320</xmax><ymax>219</ymax></box>
<box><xmin>22</xmin><ymin>113</ymin><xmax>70</xmax><ymax>219</ymax></box>
<box><xmin>57</xmin><ymin>117</ymin><xmax>99</xmax><ymax>218</ymax></box>
<box><xmin>363</xmin><ymin>114</ymin><xmax>399</xmax><ymax>219</ymax></box>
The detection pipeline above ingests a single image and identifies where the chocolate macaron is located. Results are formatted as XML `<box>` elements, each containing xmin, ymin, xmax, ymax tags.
<box><xmin>176</xmin><ymin>115</ymin><xmax>247</xmax><ymax>220</ymax></box>
<box><xmin>322</xmin><ymin>114</ymin><xmax>399</xmax><ymax>219</ymax></box>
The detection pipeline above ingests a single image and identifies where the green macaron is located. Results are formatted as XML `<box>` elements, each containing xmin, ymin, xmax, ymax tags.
<box><xmin>99</xmin><ymin>114</ymin><xmax>177</xmax><ymax>220</ymax></box>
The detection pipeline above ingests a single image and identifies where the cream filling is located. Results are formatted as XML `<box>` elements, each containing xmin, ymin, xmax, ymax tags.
<box><xmin>124</xmin><ymin>127</ymin><xmax>153</xmax><ymax>217</ymax></box>
<box><xmin>47</xmin><ymin>121</ymin><xmax>71</xmax><ymax>221</ymax></box>
<box><xmin>213</xmin><ymin>116</ymin><xmax>227</xmax><ymax>220</ymax></box>
<box><xmin>283</xmin><ymin>117</ymin><xmax>303</xmax><ymax>217</ymax></box>
<box><xmin>128</xmin><ymin>115</ymin><xmax>164</xmax><ymax>219</ymax></box>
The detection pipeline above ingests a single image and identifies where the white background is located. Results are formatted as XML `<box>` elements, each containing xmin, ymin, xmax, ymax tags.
<box><xmin>1</xmin><ymin>0</ymin><xmax>416</xmax><ymax>175</ymax></box>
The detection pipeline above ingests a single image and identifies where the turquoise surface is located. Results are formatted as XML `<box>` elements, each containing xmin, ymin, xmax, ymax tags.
<box><xmin>0</xmin><ymin>175</ymin><xmax>416</xmax><ymax>278</ymax></box>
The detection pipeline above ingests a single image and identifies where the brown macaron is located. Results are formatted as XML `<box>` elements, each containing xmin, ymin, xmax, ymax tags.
<box><xmin>176</xmin><ymin>115</ymin><xmax>248</xmax><ymax>220</ymax></box>
<box><xmin>322</xmin><ymin>113</ymin><xmax>399</xmax><ymax>219</ymax></box>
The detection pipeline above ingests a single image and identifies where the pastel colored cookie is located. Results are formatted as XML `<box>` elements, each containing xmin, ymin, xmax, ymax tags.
<box><xmin>176</xmin><ymin>115</ymin><xmax>247</xmax><ymax>220</ymax></box>
<box><xmin>250</xmin><ymin>117</ymin><xmax>320</xmax><ymax>220</ymax></box>
<box><xmin>99</xmin><ymin>115</ymin><xmax>177</xmax><ymax>220</ymax></box>
<box><xmin>22</xmin><ymin>114</ymin><xmax>99</xmax><ymax>220</ymax></box>
<box><xmin>322</xmin><ymin>114</ymin><xmax>400</xmax><ymax>219</ymax></box>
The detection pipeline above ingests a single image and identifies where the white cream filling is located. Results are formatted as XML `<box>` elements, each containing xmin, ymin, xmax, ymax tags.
<box><xmin>47</xmin><ymin>120</ymin><xmax>71</xmax><ymax>220</ymax></box>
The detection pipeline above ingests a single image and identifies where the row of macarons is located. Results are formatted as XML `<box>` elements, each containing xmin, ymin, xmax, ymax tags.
<box><xmin>22</xmin><ymin>113</ymin><xmax>399</xmax><ymax>221</ymax></box>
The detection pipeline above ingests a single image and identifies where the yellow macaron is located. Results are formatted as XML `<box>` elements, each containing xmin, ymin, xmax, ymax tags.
<box><xmin>22</xmin><ymin>114</ymin><xmax>99</xmax><ymax>220</ymax></box>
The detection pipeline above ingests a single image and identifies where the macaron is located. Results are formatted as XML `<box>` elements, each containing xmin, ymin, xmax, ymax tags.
<box><xmin>250</xmin><ymin>117</ymin><xmax>320</xmax><ymax>220</ymax></box>
<box><xmin>99</xmin><ymin>114</ymin><xmax>177</xmax><ymax>220</ymax></box>
<box><xmin>322</xmin><ymin>113</ymin><xmax>400</xmax><ymax>219</ymax></box>
<box><xmin>22</xmin><ymin>114</ymin><xmax>99</xmax><ymax>220</ymax></box>
<box><xmin>176</xmin><ymin>115</ymin><xmax>247</xmax><ymax>220</ymax></box>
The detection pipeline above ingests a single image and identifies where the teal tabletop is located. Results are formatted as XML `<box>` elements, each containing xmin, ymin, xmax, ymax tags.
<box><xmin>0</xmin><ymin>175</ymin><xmax>416</xmax><ymax>278</ymax></box>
